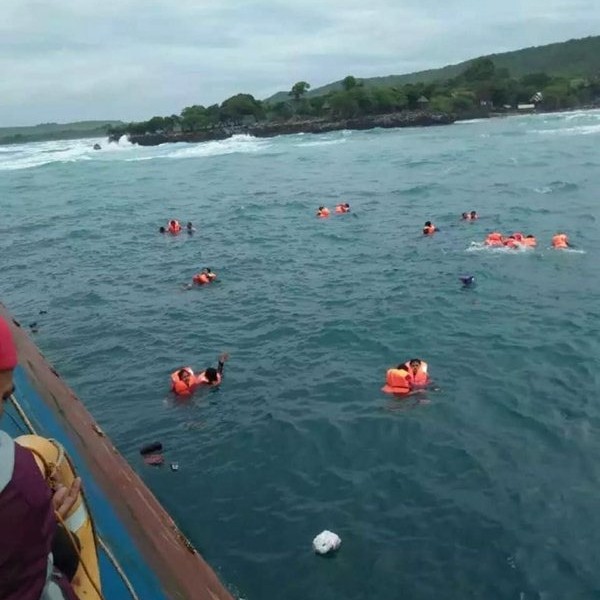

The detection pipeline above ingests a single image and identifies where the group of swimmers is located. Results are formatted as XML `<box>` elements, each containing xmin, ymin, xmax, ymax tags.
<box><xmin>156</xmin><ymin>219</ymin><xmax>226</xmax><ymax>396</ymax></box>
<box><xmin>159</xmin><ymin>219</ymin><xmax>195</xmax><ymax>235</ymax></box>
<box><xmin>483</xmin><ymin>231</ymin><xmax>571</xmax><ymax>249</ymax></box>
<box><xmin>170</xmin><ymin>353</ymin><xmax>229</xmax><ymax>397</ymax></box>
<box><xmin>166</xmin><ymin>206</ymin><xmax>573</xmax><ymax>399</ymax></box>
<box><xmin>382</xmin><ymin>358</ymin><xmax>430</xmax><ymax>396</ymax></box>
<box><xmin>421</xmin><ymin>212</ymin><xmax>573</xmax><ymax>249</ymax></box>
<box><xmin>159</xmin><ymin>219</ymin><xmax>218</xmax><ymax>288</ymax></box>
<box><xmin>317</xmin><ymin>203</ymin><xmax>351</xmax><ymax>218</ymax></box>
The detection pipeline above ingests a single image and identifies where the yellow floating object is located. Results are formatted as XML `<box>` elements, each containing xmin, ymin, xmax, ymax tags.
<box><xmin>15</xmin><ymin>435</ymin><xmax>102</xmax><ymax>600</ymax></box>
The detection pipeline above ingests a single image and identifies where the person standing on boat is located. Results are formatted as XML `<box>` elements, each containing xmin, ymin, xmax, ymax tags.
<box><xmin>0</xmin><ymin>316</ymin><xmax>79</xmax><ymax>600</ymax></box>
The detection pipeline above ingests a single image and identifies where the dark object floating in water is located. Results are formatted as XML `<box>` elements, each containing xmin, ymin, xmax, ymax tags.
<box><xmin>39</xmin><ymin>310</ymin><xmax>47</xmax><ymax>315</ymax></box>
<box><xmin>29</xmin><ymin>322</ymin><xmax>37</xmax><ymax>328</ymax></box>
<box><xmin>93</xmin><ymin>143</ymin><xmax>101</xmax><ymax>150</ymax></box>
<box><xmin>140</xmin><ymin>441</ymin><xmax>163</xmax><ymax>455</ymax></box>
<box><xmin>459</xmin><ymin>275</ymin><xmax>475</xmax><ymax>287</ymax></box>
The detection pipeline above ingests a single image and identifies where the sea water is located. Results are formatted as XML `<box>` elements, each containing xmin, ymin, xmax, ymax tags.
<box><xmin>1</xmin><ymin>110</ymin><xmax>600</xmax><ymax>599</ymax></box>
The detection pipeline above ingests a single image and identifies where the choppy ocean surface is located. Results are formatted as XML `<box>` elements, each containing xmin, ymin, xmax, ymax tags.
<box><xmin>2</xmin><ymin>110</ymin><xmax>600</xmax><ymax>600</ymax></box>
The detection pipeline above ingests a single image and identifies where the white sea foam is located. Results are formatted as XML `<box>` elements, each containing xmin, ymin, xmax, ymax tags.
<box><xmin>0</xmin><ymin>136</ymin><xmax>139</xmax><ymax>171</ymax></box>
<box><xmin>0</xmin><ymin>133</ymin><xmax>270</xmax><ymax>170</ymax></box>
<box><xmin>531</xmin><ymin>124</ymin><xmax>600</xmax><ymax>136</ymax></box>
<box><xmin>466</xmin><ymin>242</ymin><xmax>534</xmax><ymax>253</ymax></box>
<box><xmin>295</xmin><ymin>138</ymin><xmax>347</xmax><ymax>148</ymax></box>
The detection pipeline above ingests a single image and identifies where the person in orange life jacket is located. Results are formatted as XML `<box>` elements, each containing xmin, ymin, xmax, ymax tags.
<box><xmin>316</xmin><ymin>206</ymin><xmax>330</xmax><ymax>218</ymax></box>
<box><xmin>469</xmin><ymin>210</ymin><xmax>478</xmax><ymax>220</ymax></box>
<box><xmin>170</xmin><ymin>353</ymin><xmax>229</xmax><ymax>397</ymax></box>
<box><xmin>193</xmin><ymin>267</ymin><xmax>216</xmax><ymax>285</ymax></box>
<box><xmin>522</xmin><ymin>234</ymin><xmax>537</xmax><ymax>247</ymax></box>
<box><xmin>381</xmin><ymin>363</ymin><xmax>428</xmax><ymax>396</ymax></box>
<box><xmin>404</xmin><ymin>358</ymin><xmax>430</xmax><ymax>387</ymax></box>
<box><xmin>335</xmin><ymin>203</ymin><xmax>350</xmax><ymax>213</ymax></box>
<box><xmin>167</xmin><ymin>219</ymin><xmax>182</xmax><ymax>234</ymax></box>
<box><xmin>423</xmin><ymin>221</ymin><xmax>438</xmax><ymax>235</ymax></box>
<box><xmin>0</xmin><ymin>316</ymin><xmax>81</xmax><ymax>600</ymax></box>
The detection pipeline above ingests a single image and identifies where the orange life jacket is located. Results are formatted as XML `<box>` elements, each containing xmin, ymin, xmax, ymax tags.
<box><xmin>195</xmin><ymin>371</ymin><xmax>222</xmax><ymax>386</ymax></box>
<box><xmin>335</xmin><ymin>205</ymin><xmax>349</xmax><ymax>214</ymax></box>
<box><xmin>552</xmin><ymin>234</ymin><xmax>568</xmax><ymax>248</ymax></box>
<box><xmin>317</xmin><ymin>208</ymin><xmax>330</xmax><ymax>218</ymax></box>
<box><xmin>381</xmin><ymin>368</ymin><xmax>411</xmax><ymax>395</ymax></box>
<box><xmin>423</xmin><ymin>225</ymin><xmax>436</xmax><ymax>235</ymax></box>
<box><xmin>503</xmin><ymin>237</ymin><xmax>519</xmax><ymax>248</ymax></box>
<box><xmin>193</xmin><ymin>272</ymin><xmax>215</xmax><ymax>285</ymax></box>
<box><xmin>404</xmin><ymin>361</ymin><xmax>429</xmax><ymax>386</ymax></box>
<box><xmin>171</xmin><ymin>367</ymin><xmax>195</xmax><ymax>396</ymax></box>
<box><xmin>522</xmin><ymin>237</ymin><xmax>537</xmax><ymax>247</ymax></box>
<box><xmin>485</xmin><ymin>232</ymin><xmax>503</xmax><ymax>246</ymax></box>
<box><xmin>168</xmin><ymin>220</ymin><xmax>182</xmax><ymax>234</ymax></box>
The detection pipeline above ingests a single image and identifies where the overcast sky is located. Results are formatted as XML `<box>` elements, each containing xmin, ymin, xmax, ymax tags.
<box><xmin>2</xmin><ymin>0</ymin><xmax>599</xmax><ymax>126</ymax></box>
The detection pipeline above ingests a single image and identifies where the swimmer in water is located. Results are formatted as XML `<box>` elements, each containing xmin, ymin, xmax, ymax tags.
<box><xmin>551</xmin><ymin>232</ymin><xmax>571</xmax><ymax>249</ymax></box>
<box><xmin>184</xmin><ymin>267</ymin><xmax>217</xmax><ymax>289</ymax></box>
<box><xmin>171</xmin><ymin>353</ymin><xmax>229</xmax><ymax>396</ymax></box>
<box><xmin>382</xmin><ymin>359</ymin><xmax>431</xmax><ymax>395</ymax></box>
<box><xmin>459</xmin><ymin>275</ymin><xmax>475</xmax><ymax>287</ymax></box>
<box><xmin>317</xmin><ymin>206</ymin><xmax>331</xmax><ymax>218</ymax></box>
<box><xmin>186</xmin><ymin>222</ymin><xmax>196</xmax><ymax>234</ymax></box>
<box><xmin>423</xmin><ymin>221</ymin><xmax>438</xmax><ymax>235</ymax></box>
<box><xmin>159</xmin><ymin>226</ymin><xmax>166</xmax><ymax>233</ymax></box>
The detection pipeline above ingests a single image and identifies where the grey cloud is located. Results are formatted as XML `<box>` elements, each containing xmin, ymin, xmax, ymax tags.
<box><xmin>0</xmin><ymin>0</ymin><xmax>599</xmax><ymax>125</ymax></box>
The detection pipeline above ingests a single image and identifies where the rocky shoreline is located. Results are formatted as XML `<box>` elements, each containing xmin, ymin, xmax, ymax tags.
<box><xmin>115</xmin><ymin>111</ymin><xmax>455</xmax><ymax>146</ymax></box>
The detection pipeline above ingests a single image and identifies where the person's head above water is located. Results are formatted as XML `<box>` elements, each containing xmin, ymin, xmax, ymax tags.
<box><xmin>461</xmin><ymin>212</ymin><xmax>468</xmax><ymax>219</ymax></box>
<box><xmin>460</xmin><ymin>275</ymin><xmax>475</xmax><ymax>285</ymax></box>
<box><xmin>526</xmin><ymin>234</ymin><xmax>535</xmax><ymax>239</ymax></box>
<box><xmin>204</xmin><ymin>367</ymin><xmax>219</xmax><ymax>383</ymax></box>
<box><xmin>424</xmin><ymin>221</ymin><xmax>432</xmax><ymax>227</ymax></box>
<box><xmin>318</xmin><ymin>206</ymin><xmax>324</xmax><ymax>211</ymax></box>
<box><xmin>187</xmin><ymin>222</ymin><xmax>193</xmax><ymax>229</ymax></box>
<box><xmin>470</xmin><ymin>211</ymin><xmax>477</xmax><ymax>217</ymax></box>
<box><xmin>344</xmin><ymin>203</ymin><xmax>350</xmax><ymax>208</ymax></box>
<box><xmin>178</xmin><ymin>368</ymin><xmax>192</xmax><ymax>382</ymax></box>
<box><xmin>159</xmin><ymin>226</ymin><xmax>166</xmax><ymax>233</ymax></box>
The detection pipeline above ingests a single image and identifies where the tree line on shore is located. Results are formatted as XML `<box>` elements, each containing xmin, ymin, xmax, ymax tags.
<box><xmin>108</xmin><ymin>58</ymin><xmax>600</xmax><ymax>138</ymax></box>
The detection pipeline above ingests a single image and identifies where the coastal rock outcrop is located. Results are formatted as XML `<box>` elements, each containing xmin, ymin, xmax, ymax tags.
<box><xmin>118</xmin><ymin>111</ymin><xmax>455</xmax><ymax>146</ymax></box>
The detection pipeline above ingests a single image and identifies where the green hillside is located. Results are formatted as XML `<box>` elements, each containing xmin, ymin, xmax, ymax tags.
<box><xmin>0</xmin><ymin>120</ymin><xmax>123</xmax><ymax>145</ymax></box>
<box><xmin>267</xmin><ymin>35</ymin><xmax>600</xmax><ymax>102</ymax></box>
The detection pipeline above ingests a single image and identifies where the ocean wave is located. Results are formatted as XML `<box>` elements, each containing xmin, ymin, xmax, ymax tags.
<box><xmin>295</xmin><ymin>138</ymin><xmax>347</xmax><ymax>148</ymax></box>
<box><xmin>533</xmin><ymin>181</ymin><xmax>578</xmax><ymax>194</ymax></box>
<box><xmin>0</xmin><ymin>136</ymin><xmax>133</xmax><ymax>170</ymax></box>
<box><xmin>530</xmin><ymin>123</ymin><xmax>600</xmax><ymax>136</ymax></box>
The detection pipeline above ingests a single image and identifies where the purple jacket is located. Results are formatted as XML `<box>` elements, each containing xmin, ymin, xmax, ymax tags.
<box><xmin>0</xmin><ymin>431</ymin><xmax>77</xmax><ymax>600</ymax></box>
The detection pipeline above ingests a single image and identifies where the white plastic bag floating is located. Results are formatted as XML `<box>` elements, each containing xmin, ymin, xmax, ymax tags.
<box><xmin>312</xmin><ymin>530</ymin><xmax>341</xmax><ymax>555</ymax></box>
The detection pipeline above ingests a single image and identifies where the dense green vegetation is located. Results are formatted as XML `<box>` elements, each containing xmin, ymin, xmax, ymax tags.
<box><xmin>268</xmin><ymin>35</ymin><xmax>600</xmax><ymax>102</ymax></box>
<box><xmin>112</xmin><ymin>49</ymin><xmax>600</xmax><ymax>138</ymax></box>
<box><xmin>0</xmin><ymin>121</ymin><xmax>123</xmax><ymax>145</ymax></box>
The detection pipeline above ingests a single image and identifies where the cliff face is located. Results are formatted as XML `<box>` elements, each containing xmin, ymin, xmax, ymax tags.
<box><xmin>119</xmin><ymin>111</ymin><xmax>455</xmax><ymax>146</ymax></box>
